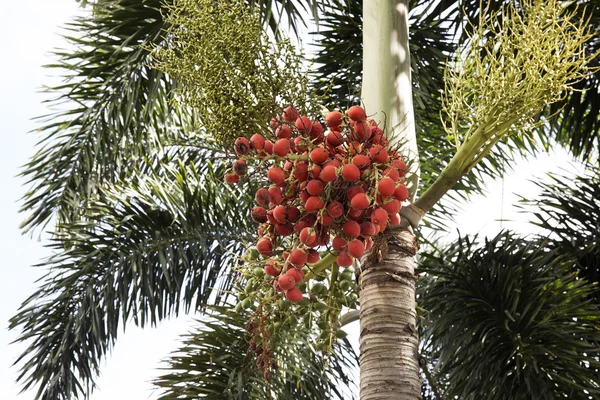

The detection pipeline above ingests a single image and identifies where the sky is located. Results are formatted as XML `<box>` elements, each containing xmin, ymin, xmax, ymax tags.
<box><xmin>0</xmin><ymin>1</ymin><xmax>586</xmax><ymax>400</ymax></box>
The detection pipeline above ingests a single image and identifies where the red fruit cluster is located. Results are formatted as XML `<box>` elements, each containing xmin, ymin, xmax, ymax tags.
<box><xmin>227</xmin><ymin>105</ymin><xmax>410</xmax><ymax>302</ymax></box>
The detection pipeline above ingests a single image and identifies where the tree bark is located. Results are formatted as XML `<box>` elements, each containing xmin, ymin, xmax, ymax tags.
<box><xmin>360</xmin><ymin>1</ymin><xmax>422</xmax><ymax>399</ymax></box>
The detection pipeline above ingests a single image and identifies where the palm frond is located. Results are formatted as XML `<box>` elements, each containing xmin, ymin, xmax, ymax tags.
<box><xmin>519</xmin><ymin>163</ymin><xmax>600</xmax><ymax>302</ymax></box>
<box><xmin>154</xmin><ymin>306</ymin><xmax>358</xmax><ymax>399</ymax></box>
<box><xmin>418</xmin><ymin>232</ymin><xmax>600</xmax><ymax>400</ymax></box>
<box><xmin>10</xmin><ymin>154</ymin><xmax>256</xmax><ymax>400</ymax></box>
<box><xmin>19</xmin><ymin>0</ymin><xmax>185</xmax><ymax>233</ymax></box>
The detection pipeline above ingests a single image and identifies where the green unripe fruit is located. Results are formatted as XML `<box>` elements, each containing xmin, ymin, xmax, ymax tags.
<box><xmin>319</xmin><ymin>330</ymin><xmax>332</xmax><ymax>340</ymax></box>
<box><xmin>317</xmin><ymin>320</ymin><xmax>329</xmax><ymax>330</ymax></box>
<box><xmin>243</xmin><ymin>248</ymin><xmax>260</xmax><ymax>261</ymax></box>
<box><xmin>235</xmin><ymin>302</ymin><xmax>243</xmax><ymax>313</ymax></box>
<box><xmin>311</xmin><ymin>282</ymin><xmax>326</xmax><ymax>295</ymax></box>
<box><xmin>315</xmin><ymin>274</ymin><xmax>327</xmax><ymax>281</ymax></box>
<box><xmin>245</xmin><ymin>278</ymin><xmax>260</xmax><ymax>293</ymax></box>
<box><xmin>253</xmin><ymin>267</ymin><xmax>265</xmax><ymax>278</ymax></box>
<box><xmin>339</xmin><ymin>280</ymin><xmax>351</xmax><ymax>291</ymax></box>
<box><xmin>242</xmin><ymin>298</ymin><xmax>253</xmax><ymax>309</ymax></box>
<box><xmin>314</xmin><ymin>301</ymin><xmax>327</xmax><ymax>312</ymax></box>
<box><xmin>341</xmin><ymin>269</ymin><xmax>354</xmax><ymax>281</ymax></box>
<box><xmin>336</xmin><ymin>330</ymin><xmax>348</xmax><ymax>339</ymax></box>
<box><xmin>237</xmin><ymin>292</ymin><xmax>247</xmax><ymax>301</ymax></box>
<box><xmin>278</xmin><ymin>300</ymin><xmax>291</xmax><ymax>311</ymax></box>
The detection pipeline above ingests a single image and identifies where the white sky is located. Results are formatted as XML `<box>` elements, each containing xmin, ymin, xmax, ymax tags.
<box><xmin>0</xmin><ymin>1</ymin><xmax>586</xmax><ymax>400</ymax></box>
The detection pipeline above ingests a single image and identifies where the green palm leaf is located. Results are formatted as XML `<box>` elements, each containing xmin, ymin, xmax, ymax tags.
<box><xmin>154</xmin><ymin>306</ymin><xmax>357</xmax><ymax>399</ymax></box>
<box><xmin>10</xmin><ymin>154</ymin><xmax>256</xmax><ymax>400</ymax></box>
<box><xmin>418</xmin><ymin>232</ymin><xmax>600</xmax><ymax>400</ymax></box>
<box><xmin>519</xmin><ymin>163</ymin><xmax>600</xmax><ymax>302</ymax></box>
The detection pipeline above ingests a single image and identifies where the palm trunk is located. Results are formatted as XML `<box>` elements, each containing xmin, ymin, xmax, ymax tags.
<box><xmin>359</xmin><ymin>1</ymin><xmax>422</xmax><ymax>399</ymax></box>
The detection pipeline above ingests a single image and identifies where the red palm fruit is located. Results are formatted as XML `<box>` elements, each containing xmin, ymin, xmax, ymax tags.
<box><xmin>326</xmin><ymin>129</ymin><xmax>345</xmax><ymax>146</ymax></box>
<box><xmin>353</xmin><ymin>120</ymin><xmax>371</xmax><ymax>142</ymax></box>
<box><xmin>286</xmin><ymin>268</ymin><xmax>304</xmax><ymax>284</ymax></box>
<box><xmin>273</xmin><ymin>205</ymin><xmax>287</xmax><ymax>223</ymax></box>
<box><xmin>300</xmin><ymin>189</ymin><xmax>311</xmax><ymax>203</ymax></box>
<box><xmin>347</xmin><ymin>239</ymin><xmax>365</xmax><ymax>258</ymax></box>
<box><xmin>277</xmin><ymin>273</ymin><xmax>295</xmax><ymax>291</ymax></box>
<box><xmin>311</xmin><ymin>164</ymin><xmax>322</xmax><ymax>179</ymax></box>
<box><xmin>369</xmin><ymin>145</ymin><xmax>389</xmax><ymax>163</ymax></box>
<box><xmin>351</xmin><ymin>192</ymin><xmax>370</xmax><ymax>210</ymax></box>
<box><xmin>371</xmin><ymin>127</ymin><xmax>385</xmax><ymax>144</ymax></box>
<box><xmin>264</xmin><ymin>260</ymin><xmax>280</xmax><ymax>277</ymax></box>
<box><xmin>325</xmin><ymin>111</ymin><xmax>344</xmax><ymax>128</ymax></box>
<box><xmin>379</xmin><ymin>223</ymin><xmax>387</xmax><ymax>233</ymax></box>
<box><xmin>250</xmin><ymin>133</ymin><xmax>265</xmax><ymax>151</ymax></box>
<box><xmin>310</xmin><ymin>121</ymin><xmax>324</xmax><ymax>138</ymax></box>
<box><xmin>299</xmin><ymin>227</ymin><xmax>319</xmax><ymax>247</ymax></box>
<box><xmin>294</xmin><ymin>136</ymin><xmax>307</xmax><ymax>153</ymax></box>
<box><xmin>337</xmin><ymin>250</ymin><xmax>354</xmax><ymax>268</ymax></box>
<box><xmin>320</xmin><ymin>165</ymin><xmax>338</xmax><ymax>182</ymax></box>
<box><xmin>310</xmin><ymin>147</ymin><xmax>329</xmax><ymax>164</ymax></box>
<box><xmin>332</xmin><ymin>235</ymin><xmax>347</xmax><ymax>251</ymax></box>
<box><xmin>364</xmin><ymin>237</ymin><xmax>374</xmax><ymax>250</ymax></box>
<box><xmin>273</xmin><ymin>279</ymin><xmax>284</xmax><ymax>292</ymax></box>
<box><xmin>268</xmin><ymin>187</ymin><xmax>283</xmax><ymax>205</ymax></box>
<box><xmin>273</xmin><ymin>138</ymin><xmax>291</xmax><ymax>157</ymax></box>
<box><xmin>287</xmin><ymin>206</ymin><xmax>300</xmax><ymax>222</ymax></box>
<box><xmin>256</xmin><ymin>238</ymin><xmax>273</xmax><ymax>256</ymax></box>
<box><xmin>275</xmin><ymin>124</ymin><xmax>293</xmax><ymax>139</ymax></box>
<box><xmin>348</xmin><ymin>207</ymin><xmax>364</xmax><ymax>221</ymax></box>
<box><xmin>371</xmin><ymin>208</ymin><xmax>388</xmax><ymax>225</ymax></box>
<box><xmin>327</xmin><ymin>201</ymin><xmax>344</xmax><ymax>218</ymax></box>
<box><xmin>269</xmin><ymin>117</ymin><xmax>279</xmax><ymax>129</ymax></box>
<box><xmin>392</xmin><ymin>159</ymin><xmax>407</xmax><ymax>177</ymax></box>
<box><xmin>342</xmin><ymin>164</ymin><xmax>361</xmax><ymax>181</ymax></box>
<box><xmin>225</xmin><ymin>172</ymin><xmax>239</xmax><ymax>184</ymax></box>
<box><xmin>233</xmin><ymin>159</ymin><xmax>248</xmax><ymax>176</ymax></box>
<box><xmin>289</xmin><ymin>249</ymin><xmax>308</xmax><ymax>266</ymax></box>
<box><xmin>234</xmin><ymin>137</ymin><xmax>251</xmax><ymax>155</ymax></box>
<box><xmin>286</xmin><ymin>287</ymin><xmax>303</xmax><ymax>302</ymax></box>
<box><xmin>382</xmin><ymin>199</ymin><xmax>401</xmax><ymax>215</ymax></box>
<box><xmin>266</xmin><ymin>211</ymin><xmax>278</xmax><ymax>225</ymax></box>
<box><xmin>307</xmin><ymin>249</ymin><xmax>320</xmax><ymax>263</ymax></box>
<box><xmin>295</xmin><ymin>116</ymin><xmax>313</xmax><ymax>134</ymax></box>
<box><xmin>383</xmin><ymin>167</ymin><xmax>400</xmax><ymax>182</ymax></box>
<box><xmin>251</xmin><ymin>207</ymin><xmax>267</xmax><ymax>223</ymax></box>
<box><xmin>307</xmin><ymin>180</ymin><xmax>324</xmax><ymax>196</ymax></box>
<box><xmin>394</xmin><ymin>184</ymin><xmax>409</xmax><ymax>201</ymax></box>
<box><xmin>324</xmin><ymin>159</ymin><xmax>342</xmax><ymax>168</ymax></box>
<box><xmin>283</xmin><ymin>105</ymin><xmax>299</xmax><ymax>122</ymax></box>
<box><xmin>352</xmin><ymin>154</ymin><xmax>371</xmax><ymax>170</ymax></box>
<box><xmin>360</xmin><ymin>221</ymin><xmax>377</xmax><ymax>237</ymax></box>
<box><xmin>275</xmin><ymin>223</ymin><xmax>294</xmax><ymax>236</ymax></box>
<box><xmin>347</xmin><ymin>185</ymin><xmax>365</xmax><ymax>200</ymax></box>
<box><xmin>264</xmin><ymin>140</ymin><xmax>273</xmax><ymax>155</ymax></box>
<box><xmin>348</xmin><ymin>141</ymin><xmax>362</xmax><ymax>155</ymax></box>
<box><xmin>390</xmin><ymin>213</ymin><xmax>401</xmax><ymax>226</ymax></box>
<box><xmin>318</xmin><ymin>213</ymin><xmax>333</xmax><ymax>226</ymax></box>
<box><xmin>268</xmin><ymin>167</ymin><xmax>285</xmax><ymax>185</ymax></box>
<box><xmin>378</xmin><ymin>177</ymin><xmax>396</xmax><ymax>197</ymax></box>
<box><xmin>300</xmin><ymin>213</ymin><xmax>317</xmax><ymax>226</ymax></box>
<box><xmin>255</xmin><ymin>188</ymin><xmax>269</xmax><ymax>206</ymax></box>
<box><xmin>305</xmin><ymin>196</ymin><xmax>325</xmax><ymax>212</ymax></box>
<box><xmin>294</xmin><ymin>162</ymin><xmax>309</xmax><ymax>182</ymax></box>
<box><xmin>343</xmin><ymin>220</ymin><xmax>361</xmax><ymax>238</ymax></box>
<box><xmin>347</xmin><ymin>105</ymin><xmax>367</xmax><ymax>121</ymax></box>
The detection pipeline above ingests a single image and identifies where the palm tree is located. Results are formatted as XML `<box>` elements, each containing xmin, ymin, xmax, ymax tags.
<box><xmin>10</xmin><ymin>0</ymin><xmax>600</xmax><ymax>399</ymax></box>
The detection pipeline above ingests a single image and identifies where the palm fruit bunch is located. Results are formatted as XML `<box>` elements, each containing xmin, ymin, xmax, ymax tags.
<box><xmin>226</xmin><ymin>105</ymin><xmax>410</xmax><ymax>303</ymax></box>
